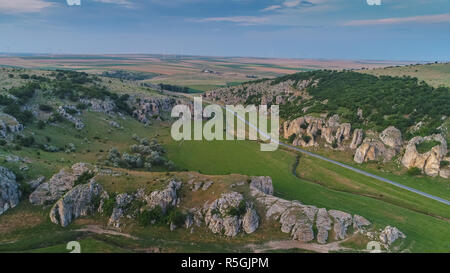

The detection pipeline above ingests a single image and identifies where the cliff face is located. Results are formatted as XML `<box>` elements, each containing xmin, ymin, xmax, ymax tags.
<box><xmin>0</xmin><ymin>166</ymin><xmax>21</xmax><ymax>216</ymax></box>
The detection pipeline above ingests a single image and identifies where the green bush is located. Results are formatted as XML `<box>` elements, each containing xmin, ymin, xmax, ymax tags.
<box><xmin>39</xmin><ymin>104</ymin><xmax>53</xmax><ymax>112</ymax></box>
<box><xmin>301</xmin><ymin>135</ymin><xmax>311</xmax><ymax>143</ymax></box>
<box><xmin>137</xmin><ymin>206</ymin><xmax>165</xmax><ymax>227</ymax></box>
<box><xmin>74</xmin><ymin>171</ymin><xmax>95</xmax><ymax>186</ymax></box>
<box><xmin>228</xmin><ymin>200</ymin><xmax>247</xmax><ymax>217</ymax></box>
<box><xmin>407</xmin><ymin>167</ymin><xmax>422</xmax><ymax>176</ymax></box>
<box><xmin>102</xmin><ymin>193</ymin><xmax>117</xmax><ymax>216</ymax></box>
<box><xmin>167</xmin><ymin>209</ymin><xmax>186</xmax><ymax>227</ymax></box>
<box><xmin>288</xmin><ymin>134</ymin><xmax>297</xmax><ymax>143</ymax></box>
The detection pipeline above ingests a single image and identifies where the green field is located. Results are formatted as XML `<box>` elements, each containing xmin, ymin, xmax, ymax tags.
<box><xmin>360</xmin><ymin>63</ymin><xmax>450</xmax><ymax>88</ymax></box>
<box><xmin>162</xmin><ymin>134</ymin><xmax>450</xmax><ymax>252</ymax></box>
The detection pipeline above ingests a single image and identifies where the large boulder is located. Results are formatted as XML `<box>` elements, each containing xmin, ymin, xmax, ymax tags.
<box><xmin>242</xmin><ymin>207</ymin><xmax>259</xmax><ymax>234</ymax></box>
<box><xmin>144</xmin><ymin>180</ymin><xmax>181</xmax><ymax>212</ymax></box>
<box><xmin>50</xmin><ymin>181</ymin><xmax>103</xmax><ymax>227</ymax></box>
<box><xmin>328</xmin><ymin>210</ymin><xmax>353</xmax><ymax>240</ymax></box>
<box><xmin>29</xmin><ymin>163</ymin><xmax>93</xmax><ymax>205</ymax></box>
<box><xmin>350</xmin><ymin>129</ymin><xmax>364</xmax><ymax>149</ymax></box>
<box><xmin>108</xmin><ymin>193</ymin><xmax>134</xmax><ymax>228</ymax></box>
<box><xmin>204</xmin><ymin>192</ymin><xmax>255</xmax><ymax>237</ymax></box>
<box><xmin>380</xmin><ymin>126</ymin><xmax>403</xmax><ymax>150</ymax></box>
<box><xmin>0</xmin><ymin>166</ymin><xmax>21</xmax><ymax>216</ymax></box>
<box><xmin>401</xmin><ymin>134</ymin><xmax>447</xmax><ymax>177</ymax></box>
<box><xmin>250</xmin><ymin>176</ymin><xmax>274</xmax><ymax>195</ymax></box>
<box><xmin>315</xmin><ymin>208</ymin><xmax>332</xmax><ymax>244</ymax></box>
<box><xmin>379</xmin><ymin>226</ymin><xmax>406</xmax><ymax>245</ymax></box>
<box><xmin>354</xmin><ymin>139</ymin><xmax>387</xmax><ymax>163</ymax></box>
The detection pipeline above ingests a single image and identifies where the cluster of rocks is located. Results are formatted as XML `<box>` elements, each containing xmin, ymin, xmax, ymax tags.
<box><xmin>57</xmin><ymin>106</ymin><xmax>85</xmax><ymax>130</ymax></box>
<box><xmin>79</xmin><ymin>98</ymin><xmax>116</xmax><ymax>115</ymax></box>
<box><xmin>202</xmin><ymin>192</ymin><xmax>259</xmax><ymax>236</ymax></box>
<box><xmin>50</xmin><ymin>181</ymin><xmax>104</xmax><ymax>227</ymax></box>
<box><xmin>0</xmin><ymin>113</ymin><xmax>23</xmax><ymax>138</ymax></box>
<box><xmin>250</xmin><ymin>176</ymin><xmax>404</xmax><ymax>246</ymax></box>
<box><xmin>29</xmin><ymin>163</ymin><xmax>95</xmax><ymax>205</ymax></box>
<box><xmin>204</xmin><ymin>79</ymin><xmax>316</xmax><ymax>106</ymax></box>
<box><xmin>0</xmin><ymin>166</ymin><xmax>21</xmax><ymax>216</ymax></box>
<box><xmin>354</xmin><ymin>126</ymin><xmax>403</xmax><ymax>163</ymax></box>
<box><xmin>132</xmin><ymin>97</ymin><xmax>177</xmax><ymax>124</ymax></box>
<box><xmin>284</xmin><ymin>114</ymin><xmax>354</xmax><ymax>149</ymax></box>
<box><xmin>402</xmin><ymin>134</ymin><xmax>449</xmax><ymax>178</ymax></box>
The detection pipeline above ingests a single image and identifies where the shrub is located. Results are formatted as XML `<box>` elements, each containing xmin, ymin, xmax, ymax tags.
<box><xmin>228</xmin><ymin>200</ymin><xmax>247</xmax><ymax>217</ymax></box>
<box><xmin>74</xmin><ymin>171</ymin><xmax>95</xmax><ymax>186</ymax></box>
<box><xmin>407</xmin><ymin>167</ymin><xmax>422</xmax><ymax>176</ymax></box>
<box><xmin>137</xmin><ymin>206</ymin><xmax>165</xmax><ymax>227</ymax></box>
<box><xmin>288</xmin><ymin>134</ymin><xmax>297</xmax><ymax>143</ymax></box>
<box><xmin>301</xmin><ymin>135</ymin><xmax>311</xmax><ymax>143</ymax></box>
<box><xmin>332</xmin><ymin>139</ymin><xmax>338</xmax><ymax>149</ymax></box>
<box><xmin>15</xmin><ymin>135</ymin><xmax>35</xmax><ymax>147</ymax></box>
<box><xmin>102</xmin><ymin>193</ymin><xmax>117</xmax><ymax>216</ymax></box>
<box><xmin>37</xmin><ymin>120</ymin><xmax>46</xmax><ymax>129</ymax></box>
<box><xmin>39</xmin><ymin>104</ymin><xmax>53</xmax><ymax>112</ymax></box>
<box><xmin>167</xmin><ymin>209</ymin><xmax>185</xmax><ymax>227</ymax></box>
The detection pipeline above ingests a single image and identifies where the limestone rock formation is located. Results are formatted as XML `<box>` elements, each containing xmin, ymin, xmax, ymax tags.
<box><xmin>353</xmin><ymin>215</ymin><xmax>371</xmax><ymax>230</ymax></box>
<box><xmin>0</xmin><ymin>114</ymin><xmax>23</xmax><ymax>138</ymax></box>
<box><xmin>29</xmin><ymin>163</ymin><xmax>93</xmax><ymax>205</ymax></box>
<box><xmin>0</xmin><ymin>166</ymin><xmax>21</xmax><ymax>216</ymax></box>
<box><xmin>328</xmin><ymin>210</ymin><xmax>352</xmax><ymax>240</ymax></box>
<box><xmin>108</xmin><ymin>193</ymin><xmax>134</xmax><ymax>228</ymax></box>
<box><xmin>350</xmin><ymin>129</ymin><xmax>364</xmax><ymax>149</ymax></box>
<box><xmin>354</xmin><ymin>138</ymin><xmax>387</xmax><ymax>163</ymax></box>
<box><xmin>250</xmin><ymin>176</ymin><xmax>274</xmax><ymax>195</ymax></box>
<box><xmin>242</xmin><ymin>208</ymin><xmax>259</xmax><ymax>234</ymax></box>
<box><xmin>203</xmin><ymin>192</ymin><xmax>259</xmax><ymax>237</ymax></box>
<box><xmin>380</xmin><ymin>126</ymin><xmax>403</xmax><ymax>150</ymax></box>
<box><xmin>57</xmin><ymin>106</ymin><xmax>85</xmax><ymax>130</ymax></box>
<box><xmin>379</xmin><ymin>226</ymin><xmax>406</xmax><ymax>246</ymax></box>
<box><xmin>315</xmin><ymin>208</ymin><xmax>332</xmax><ymax>244</ymax></box>
<box><xmin>50</xmin><ymin>181</ymin><xmax>103</xmax><ymax>227</ymax></box>
<box><xmin>402</xmin><ymin>134</ymin><xmax>448</xmax><ymax>177</ymax></box>
<box><xmin>144</xmin><ymin>180</ymin><xmax>181</xmax><ymax>212</ymax></box>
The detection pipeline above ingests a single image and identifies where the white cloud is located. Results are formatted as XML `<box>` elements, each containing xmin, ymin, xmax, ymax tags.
<box><xmin>0</xmin><ymin>0</ymin><xmax>54</xmax><ymax>13</ymax></box>
<box><xmin>343</xmin><ymin>13</ymin><xmax>450</xmax><ymax>26</ymax></box>
<box><xmin>66</xmin><ymin>0</ymin><xmax>81</xmax><ymax>6</ymax></box>
<box><xmin>261</xmin><ymin>5</ymin><xmax>282</xmax><ymax>12</ymax></box>
<box><xmin>93</xmin><ymin>0</ymin><xmax>135</xmax><ymax>8</ymax></box>
<box><xmin>196</xmin><ymin>16</ymin><xmax>269</xmax><ymax>25</ymax></box>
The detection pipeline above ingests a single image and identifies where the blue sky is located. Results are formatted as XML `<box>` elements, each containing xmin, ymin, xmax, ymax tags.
<box><xmin>1</xmin><ymin>0</ymin><xmax>449</xmax><ymax>61</ymax></box>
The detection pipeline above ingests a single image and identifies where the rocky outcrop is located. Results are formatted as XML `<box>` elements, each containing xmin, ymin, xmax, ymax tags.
<box><xmin>29</xmin><ymin>163</ymin><xmax>93</xmax><ymax>205</ymax></box>
<box><xmin>50</xmin><ymin>181</ymin><xmax>103</xmax><ymax>227</ymax></box>
<box><xmin>353</xmin><ymin>215</ymin><xmax>371</xmax><ymax>230</ymax></box>
<box><xmin>250</xmin><ymin>176</ymin><xmax>274</xmax><ymax>195</ymax></box>
<box><xmin>350</xmin><ymin>129</ymin><xmax>364</xmax><ymax>149</ymax></box>
<box><xmin>354</xmin><ymin>138</ymin><xmax>388</xmax><ymax>163</ymax></box>
<box><xmin>315</xmin><ymin>208</ymin><xmax>332</xmax><ymax>244</ymax></box>
<box><xmin>242</xmin><ymin>208</ymin><xmax>259</xmax><ymax>234</ymax></box>
<box><xmin>0</xmin><ymin>166</ymin><xmax>21</xmax><ymax>216</ymax></box>
<box><xmin>108</xmin><ymin>193</ymin><xmax>134</xmax><ymax>228</ymax></box>
<box><xmin>250</xmin><ymin>176</ymin><xmax>378</xmax><ymax>244</ymax></box>
<box><xmin>57</xmin><ymin>106</ymin><xmax>85</xmax><ymax>130</ymax></box>
<box><xmin>401</xmin><ymin>134</ymin><xmax>447</xmax><ymax>177</ymax></box>
<box><xmin>132</xmin><ymin>97</ymin><xmax>177</xmax><ymax>124</ymax></box>
<box><xmin>0</xmin><ymin>114</ymin><xmax>23</xmax><ymax>138</ymax></box>
<box><xmin>379</xmin><ymin>226</ymin><xmax>406</xmax><ymax>246</ymax></box>
<box><xmin>203</xmin><ymin>192</ymin><xmax>259</xmax><ymax>237</ymax></box>
<box><xmin>380</xmin><ymin>126</ymin><xmax>403</xmax><ymax>150</ymax></box>
<box><xmin>144</xmin><ymin>180</ymin><xmax>181</xmax><ymax>212</ymax></box>
<box><xmin>328</xmin><ymin>210</ymin><xmax>352</xmax><ymax>240</ymax></box>
<box><xmin>80</xmin><ymin>98</ymin><xmax>116</xmax><ymax>114</ymax></box>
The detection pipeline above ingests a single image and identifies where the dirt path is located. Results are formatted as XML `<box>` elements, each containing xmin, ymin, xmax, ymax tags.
<box><xmin>76</xmin><ymin>225</ymin><xmax>138</xmax><ymax>240</ymax></box>
<box><xmin>247</xmin><ymin>235</ymin><xmax>357</xmax><ymax>253</ymax></box>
